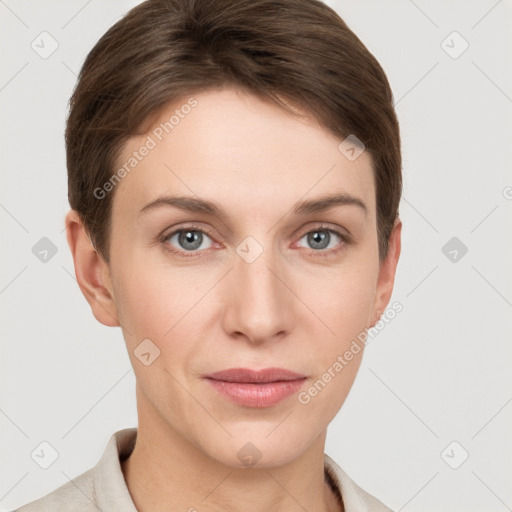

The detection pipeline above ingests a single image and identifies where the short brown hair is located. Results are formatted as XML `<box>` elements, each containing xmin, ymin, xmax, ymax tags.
<box><xmin>66</xmin><ymin>0</ymin><xmax>402</xmax><ymax>264</ymax></box>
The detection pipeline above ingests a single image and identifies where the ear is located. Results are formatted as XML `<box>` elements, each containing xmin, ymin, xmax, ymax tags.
<box><xmin>369</xmin><ymin>217</ymin><xmax>402</xmax><ymax>327</ymax></box>
<box><xmin>65</xmin><ymin>209</ymin><xmax>120</xmax><ymax>327</ymax></box>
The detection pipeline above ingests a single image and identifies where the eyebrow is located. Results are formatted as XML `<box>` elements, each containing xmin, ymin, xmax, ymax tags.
<box><xmin>139</xmin><ymin>192</ymin><xmax>368</xmax><ymax>219</ymax></box>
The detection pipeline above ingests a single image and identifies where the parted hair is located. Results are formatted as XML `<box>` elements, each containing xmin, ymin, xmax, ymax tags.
<box><xmin>65</xmin><ymin>0</ymin><xmax>402</xmax><ymax>263</ymax></box>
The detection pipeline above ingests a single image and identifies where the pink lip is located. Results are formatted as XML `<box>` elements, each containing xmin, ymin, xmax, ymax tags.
<box><xmin>203</xmin><ymin>367</ymin><xmax>307</xmax><ymax>408</ymax></box>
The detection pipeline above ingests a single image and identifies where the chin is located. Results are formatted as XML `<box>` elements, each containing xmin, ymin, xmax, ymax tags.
<box><xmin>200</xmin><ymin>429</ymin><xmax>314</xmax><ymax>469</ymax></box>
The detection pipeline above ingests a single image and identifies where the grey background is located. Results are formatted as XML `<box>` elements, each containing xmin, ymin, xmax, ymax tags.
<box><xmin>1</xmin><ymin>1</ymin><xmax>511</xmax><ymax>510</ymax></box>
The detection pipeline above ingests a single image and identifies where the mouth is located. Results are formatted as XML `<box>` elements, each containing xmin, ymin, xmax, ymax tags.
<box><xmin>203</xmin><ymin>367</ymin><xmax>307</xmax><ymax>408</ymax></box>
<box><xmin>204</xmin><ymin>367</ymin><xmax>307</xmax><ymax>383</ymax></box>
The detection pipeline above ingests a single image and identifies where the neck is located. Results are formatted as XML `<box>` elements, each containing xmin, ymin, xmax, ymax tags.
<box><xmin>121</xmin><ymin>389</ymin><xmax>343</xmax><ymax>512</ymax></box>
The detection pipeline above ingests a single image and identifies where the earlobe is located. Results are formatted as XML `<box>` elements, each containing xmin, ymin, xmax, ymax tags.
<box><xmin>65</xmin><ymin>209</ymin><xmax>120</xmax><ymax>327</ymax></box>
<box><xmin>370</xmin><ymin>310</ymin><xmax>382</xmax><ymax>329</ymax></box>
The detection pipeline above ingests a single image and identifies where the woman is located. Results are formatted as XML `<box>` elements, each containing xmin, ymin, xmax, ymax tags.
<box><xmin>16</xmin><ymin>0</ymin><xmax>402</xmax><ymax>510</ymax></box>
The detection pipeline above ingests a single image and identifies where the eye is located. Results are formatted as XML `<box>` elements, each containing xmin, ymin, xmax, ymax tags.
<box><xmin>162</xmin><ymin>227</ymin><xmax>215</xmax><ymax>256</ymax></box>
<box><xmin>296</xmin><ymin>227</ymin><xmax>347</xmax><ymax>255</ymax></box>
<box><xmin>160</xmin><ymin>224</ymin><xmax>349</xmax><ymax>259</ymax></box>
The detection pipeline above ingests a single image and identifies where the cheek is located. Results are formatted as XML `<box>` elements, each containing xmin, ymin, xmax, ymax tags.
<box><xmin>111</xmin><ymin>254</ymin><xmax>185</xmax><ymax>344</ymax></box>
<box><xmin>112</xmin><ymin>254</ymin><xmax>214</xmax><ymax>374</ymax></box>
<box><xmin>119</xmin><ymin>280</ymin><xmax>173</xmax><ymax>339</ymax></box>
<box><xmin>298</xmin><ymin>351</ymin><xmax>363</xmax><ymax>418</ymax></box>
<box><xmin>301</xmin><ymin>263</ymin><xmax>377</xmax><ymax>337</ymax></box>
<box><xmin>295</xmin><ymin>276</ymin><xmax>371</xmax><ymax>418</ymax></box>
<box><xmin>294</xmin><ymin>264</ymin><xmax>376</xmax><ymax>404</ymax></box>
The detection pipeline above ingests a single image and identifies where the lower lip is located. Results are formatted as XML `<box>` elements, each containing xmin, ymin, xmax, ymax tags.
<box><xmin>205</xmin><ymin>378</ymin><xmax>306</xmax><ymax>408</ymax></box>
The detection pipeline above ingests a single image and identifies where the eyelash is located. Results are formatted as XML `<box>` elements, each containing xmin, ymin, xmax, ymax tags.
<box><xmin>159</xmin><ymin>223</ymin><xmax>350</xmax><ymax>259</ymax></box>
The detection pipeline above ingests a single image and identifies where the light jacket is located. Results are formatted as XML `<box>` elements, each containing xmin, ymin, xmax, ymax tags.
<box><xmin>14</xmin><ymin>428</ymin><xmax>393</xmax><ymax>512</ymax></box>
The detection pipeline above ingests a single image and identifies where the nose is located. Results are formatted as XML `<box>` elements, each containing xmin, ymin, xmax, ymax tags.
<box><xmin>221</xmin><ymin>241</ymin><xmax>294</xmax><ymax>345</ymax></box>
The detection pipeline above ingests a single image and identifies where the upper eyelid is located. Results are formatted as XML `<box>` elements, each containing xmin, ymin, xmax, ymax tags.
<box><xmin>163</xmin><ymin>224</ymin><xmax>215</xmax><ymax>241</ymax></box>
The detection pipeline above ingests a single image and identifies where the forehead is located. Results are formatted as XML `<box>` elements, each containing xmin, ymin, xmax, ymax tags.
<box><xmin>112</xmin><ymin>87</ymin><xmax>375</xmax><ymax>221</ymax></box>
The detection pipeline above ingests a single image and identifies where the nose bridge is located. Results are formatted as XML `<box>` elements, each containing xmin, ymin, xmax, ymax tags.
<box><xmin>223</xmin><ymin>236</ymin><xmax>291</xmax><ymax>343</ymax></box>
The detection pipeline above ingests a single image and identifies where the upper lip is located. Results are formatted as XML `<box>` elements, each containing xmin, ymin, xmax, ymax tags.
<box><xmin>204</xmin><ymin>367</ymin><xmax>306</xmax><ymax>383</ymax></box>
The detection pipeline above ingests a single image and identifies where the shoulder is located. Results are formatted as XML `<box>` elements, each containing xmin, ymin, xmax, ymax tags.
<box><xmin>324</xmin><ymin>453</ymin><xmax>394</xmax><ymax>512</ymax></box>
<box><xmin>12</xmin><ymin>428</ymin><xmax>138</xmax><ymax>512</ymax></box>
<box><xmin>13</xmin><ymin>467</ymin><xmax>96</xmax><ymax>512</ymax></box>
<box><xmin>345</xmin><ymin>477</ymin><xmax>395</xmax><ymax>512</ymax></box>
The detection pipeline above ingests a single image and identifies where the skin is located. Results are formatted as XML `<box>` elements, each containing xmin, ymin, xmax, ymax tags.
<box><xmin>65</xmin><ymin>86</ymin><xmax>401</xmax><ymax>512</ymax></box>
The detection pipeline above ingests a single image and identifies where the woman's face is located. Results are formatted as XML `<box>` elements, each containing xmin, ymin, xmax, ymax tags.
<box><xmin>102</xmin><ymin>86</ymin><xmax>400</xmax><ymax>467</ymax></box>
